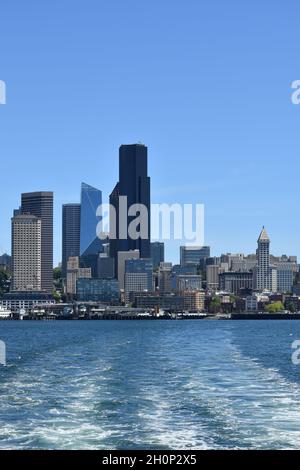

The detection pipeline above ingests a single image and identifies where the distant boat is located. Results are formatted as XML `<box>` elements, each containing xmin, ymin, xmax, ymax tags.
<box><xmin>0</xmin><ymin>306</ymin><xmax>12</xmax><ymax>319</ymax></box>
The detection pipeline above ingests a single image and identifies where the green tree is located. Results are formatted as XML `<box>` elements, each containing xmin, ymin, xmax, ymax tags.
<box><xmin>52</xmin><ymin>290</ymin><xmax>61</xmax><ymax>303</ymax></box>
<box><xmin>287</xmin><ymin>302</ymin><xmax>296</xmax><ymax>313</ymax></box>
<box><xmin>209</xmin><ymin>297</ymin><xmax>221</xmax><ymax>314</ymax></box>
<box><xmin>53</xmin><ymin>267</ymin><xmax>62</xmax><ymax>281</ymax></box>
<box><xmin>265</xmin><ymin>301</ymin><xmax>284</xmax><ymax>313</ymax></box>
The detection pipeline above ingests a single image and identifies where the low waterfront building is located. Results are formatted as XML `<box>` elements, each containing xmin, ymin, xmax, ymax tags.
<box><xmin>132</xmin><ymin>292</ymin><xmax>185</xmax><ymax>312</ymax></box>
<box><xmin>76</xmin><ymin>278</ymin><xmax>119</xmax><ymax>303</ymax></box>
<box><xmin>1</xmin><ymin>291</ymin><xmax>55</xmax><ymax>313</ymax></box>
<box><xmin>246</xmin><ymin>293</ymin><xmax>270</xmax><ymax>312</ymax></box>
<box><xmin>132</xmin><ymin>292</ymin><xmax>161</xmax><ymax>309</ymax></box>
<box><xmin>283</xmin><ymin>295</ymin><xmax>300</xmax><ymax>312</ymax></box>
<box><xmin>183</xmin><ymin>290</ymin><xmax>205</xmax><ymax>312</ymax></box>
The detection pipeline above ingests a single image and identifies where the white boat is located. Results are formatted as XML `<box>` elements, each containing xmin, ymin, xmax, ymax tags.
<box><xmin>0</xmin><ymin>306</ymin><xmax>12</xmax><ymax>319</ymax></box>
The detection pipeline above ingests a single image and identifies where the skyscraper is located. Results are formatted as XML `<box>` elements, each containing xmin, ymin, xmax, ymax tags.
<box><xmin>21</xmin><ymin>192</ymin><xmax>53</xmax><ymax>293</ymax></box>
<box><xmin>117</xmin><ymin>250</ymin><xmax>140</xmax><ymax>291</ymax></box>
<box><xmin>256</xmin><ymin>227</ymin><xmax>271</xmax><ymax>291</ymax></box>
<box><xmin>62</xmin><ymin>204</ymin><xmax>81</xmax><ymax>278</ymax></box>
<box><xmin>180</xmin><ymin>246</ymin><xmax>211</xmax><ymax>267</ymax></box>
<box><xmin>150</xmin><ymin>242</ymin><xmax>165</xmax><ymax>270</ymax></box>
<box><xmin>11</xmin><ymin>214</ymin><xmax>42</xmax><ymax>291</ymax></box>
<box><xmin>110</xmin><ymin>144</ymin><xmax>151</xmax><ymax>268</ymax></box>
<box><xmin>80</xmin><ymin>182</ymin><xmax>102</xmax><ymax>257</ymax></box>
<box><xmin>124</xmin><ymin>258</ymin><xmax>153</xmax><ymax>302</ymax></box>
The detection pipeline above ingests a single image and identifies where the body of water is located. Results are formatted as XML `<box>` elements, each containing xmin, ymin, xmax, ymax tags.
<box><xmin>0</xmin><ymin>320</ymin><xmax>300</xmax><ymax>449</ymax></box>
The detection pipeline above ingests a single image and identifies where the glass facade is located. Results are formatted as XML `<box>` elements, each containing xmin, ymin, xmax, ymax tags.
<box><xmin>125</xmin><ymin>258</ymin><xmax>153</xmax><ymax>291</ymax></box>
<box><xmin>180</xmin><ymin>246</ymin><xmax>211</xmax><ymax>267</ymax></box>
<box><xmin>62</xmin><ymin>204</ymin><xmax>81</xmax><ymax>278</ymax></box>
<box><xmin>150</xmin><ymin>242</ymin><xmax>164</xmax><ymax>270</ymax></box>
<box><xmin>110</xmin><ymin>144</ymin><xmax>151</xmax><ymax>265</ymax></box>
<box><xmin>76</xmin><ymin>278</ymin><xmax>119</xmax><ymax>303</ymax></box>
<box><xmin>80</xmin><ymin>183</ymin><xmax>103</xmax><ymax>257</ymax></box>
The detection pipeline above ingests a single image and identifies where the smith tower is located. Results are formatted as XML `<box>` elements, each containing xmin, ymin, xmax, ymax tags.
<box><xmin>257</xmin><ymin>226</ymin><xmax>271</xmax><ymax>291</ymax></box>
<box><xmin>110</xmin><ymin>144</ymin><xmax>151</xmax><ymax>265</ymax></box>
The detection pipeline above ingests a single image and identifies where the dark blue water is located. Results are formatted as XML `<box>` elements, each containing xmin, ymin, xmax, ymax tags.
<box><xmin>0</xmin><ymin>320</ymin><xmax>300</xmax><ymax>450</ymax></box>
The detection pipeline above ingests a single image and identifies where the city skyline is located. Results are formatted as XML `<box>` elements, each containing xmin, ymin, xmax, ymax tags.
<box><xmin>0</xmin><ymin>171</ymin><xmax>299</xmax><ymax>267</ymax></box>
<box><xmin>1</xmin><ymin>1</ymin><xmax>300</xmax><ymax>264</ymax></box>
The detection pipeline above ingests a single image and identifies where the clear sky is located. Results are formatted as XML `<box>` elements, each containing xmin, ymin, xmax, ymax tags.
<box><xmin>0</xmin><ymin>0</ymin><xmax>299</xmax><ymax>266</ymax></box>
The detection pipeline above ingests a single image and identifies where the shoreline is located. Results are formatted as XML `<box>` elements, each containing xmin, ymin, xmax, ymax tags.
<box><xmin>1</xmin><ymin>313</ymin><xmax>300</xmax><ymax>321</ymax></box>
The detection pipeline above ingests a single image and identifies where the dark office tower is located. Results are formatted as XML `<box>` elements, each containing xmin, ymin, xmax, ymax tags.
<box><xmin>21</xmin><ymin>192</ymin><xmax>53</xmax><ymax>293</ymax></box>
<box><xmin>110</xmin><ymin>144</ymin><xmax>151</xmax><ymax>266</ymax></box>
<box><xmin>150</xmin><ymin>242</ymin><xmax>165</xmax><ymax>270</ymax></box>
<box><xmin>62</xmin><ymin>204</ymin><xmax>81</xmax><ymax>278</ymax></box>
<box><xmin>98</xmin><ymin>255</ymin><xmax>115</xmax><ymax>279</ymax></box>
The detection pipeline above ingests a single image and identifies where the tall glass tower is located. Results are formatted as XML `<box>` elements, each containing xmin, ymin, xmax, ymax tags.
<box><xmin>80</xmin><ymin>182</ymin><xmax>103</xmax><ymax>257</ymax></box>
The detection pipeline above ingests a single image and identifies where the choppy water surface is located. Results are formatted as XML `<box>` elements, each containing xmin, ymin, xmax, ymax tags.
<box><xmin>1</xmin><ymin>320</ymin><xmax>300</xmax><ymax>449</ymax></box>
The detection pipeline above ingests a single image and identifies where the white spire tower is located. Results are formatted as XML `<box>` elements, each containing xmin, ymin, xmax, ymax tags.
<box><xmin>256</xmin><ymin>226</ymin><xmax>271</xmax><ymax>291</ymax></box>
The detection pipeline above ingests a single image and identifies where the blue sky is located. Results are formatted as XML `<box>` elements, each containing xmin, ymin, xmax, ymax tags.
<box><xmin>0</xmin><ymin>0</ymin><xmax>299</xmax><ymax>265</ymax></box>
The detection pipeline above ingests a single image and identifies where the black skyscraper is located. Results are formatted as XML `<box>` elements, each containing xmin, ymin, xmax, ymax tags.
<box><xmin>110</xmin><ymin>144</ymin><xmax>151</xmax><ymax>266</ymax></box>
<box><xmin>21</xmin><ymin>192</ymin><xmax>53</xmax><ymax>293</ymax></box>
<box><xmin>62</xmin><ymin>204</ymin><xmax>81</xmax><ymax>278</ymax></box>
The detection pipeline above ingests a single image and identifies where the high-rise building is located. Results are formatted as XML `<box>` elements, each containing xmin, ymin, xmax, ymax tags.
<box><xmin>176</xmin><ymin>275</ymin><xmax>202</xmax><ymax>293</ymax></box>
<box><xmin>124</xmin><ymin>258</ymin><xmax>153</xmax><ymax>301</ymax></box>
<box><xmin>150</xmin><ymin>242</ymin><xmax>165</xmax><ymax>270</ymax></box>
<box><xmin>206</xmin><ymin>265</ymin><xmax>221</xmax><ymax>290</ymax></box>
<box><xmin>21</xmin><ymin>192</ymin><xmax>53</xmax><ymax>293</ymax></box>
<box><xmin>277</xmin><ymin>263</ymin><xmax>296</xmax><ymax>293</ymax></box>
<box><xmin>66</xmin><ymin>256</ymin><xmax>91</xmax><ymax>295</ymax></box>
<box><xmin>256</xmin><ymin>227</ymin><xmax>271</xmax><ymax>291</ymax></box>
<box><xmin>117</xmin><ymin>250</ymin><xmax>140</xmax><ymax>290</ymax></box>
<box><xmin>11</xmin><ymin>214</ymin><xmax>42</xmax><ymax>291</ymax></box>
<box><xmin>98</xmin><ymin>254</ymin><xmax>115</xmax><ymax>279</ymax></box>
<box><xmin>158</xmin><ymin>263</ymin><xmax>173</xmax><ymax>294</ymax></box>
<box><xmin>219</xmin><ymin>272</ymin><xmax>253</xmax><ymax>294</ymax></box>
<box><xmin>180</xmin><ymin>246</ymin><xmax>210</xmax><ymax>267</ymax></box>
<box><xmin>110</xmin><ymin>144</ymin><xmax>151</xmax><ymax>268</ymax></box>
<box><xmin>62</xmin><ymin>204</ymin><xmax>81</xmax><ymax>278</ymax></box>
<box><xmin>80</xmin><ymin>182</ymin><xmax>102</xmax><ymax>257</ymax></box>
